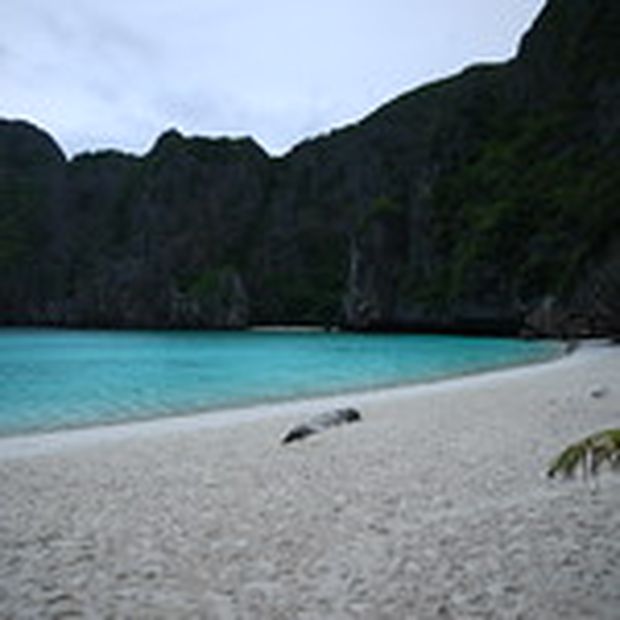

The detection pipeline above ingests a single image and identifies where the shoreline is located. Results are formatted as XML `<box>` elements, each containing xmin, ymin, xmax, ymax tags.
<box><xmin>0</xmin><ymin>329</ymin><xmax>559</xmax><ymax>446</ymax></box>
<box><xmin>1</xmin><ymin>340</ymin><xmax>619</xmax><ymax>618</ymax></box>
<box><xmin>0</xmin><ymin>339</ymin><xmax>566</xmax><ymax>460</ymax></box>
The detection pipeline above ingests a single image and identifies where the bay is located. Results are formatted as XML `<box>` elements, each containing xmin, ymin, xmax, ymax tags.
<box><xmin>0</xmin><ymin>328</ymin><xmax>558</xmax><ymax>436</ymax></box>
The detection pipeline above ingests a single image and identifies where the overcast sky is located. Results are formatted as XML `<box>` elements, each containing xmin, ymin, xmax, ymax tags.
<box><xmin>1</xmin><ymin>0</ymin><xmax>546</xmax><ymax>158</ymax></box>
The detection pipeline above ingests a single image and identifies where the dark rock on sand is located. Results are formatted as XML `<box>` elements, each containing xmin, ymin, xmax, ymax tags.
<box><xmin>282</xmin><ymin>408</ymin><xmax>362</xmax><ymax>444</ymax></box>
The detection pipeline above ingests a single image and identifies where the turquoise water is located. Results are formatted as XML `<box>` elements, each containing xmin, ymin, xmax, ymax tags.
<box><xmin>0</xmin><ymin>329</ymin><xmax>558</xmax><ymax>437</ymax></box>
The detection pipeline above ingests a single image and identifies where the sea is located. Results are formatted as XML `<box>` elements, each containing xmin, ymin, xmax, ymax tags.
<box><xmin>0</xmin><ymin>328</ymin><xmax>560</xmax><ymax>437</ymax></box>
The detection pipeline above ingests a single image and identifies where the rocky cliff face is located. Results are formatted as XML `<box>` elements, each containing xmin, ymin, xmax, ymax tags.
<box><xmin>1</xmin><ymin>0</ymin><xmax>618</xmax><ymax>335</ymax></box>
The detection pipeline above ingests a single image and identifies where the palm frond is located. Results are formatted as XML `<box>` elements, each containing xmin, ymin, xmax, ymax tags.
<box><xmin>547</xmin><ymin>428</ymin><xmax>620</xmax><ymax>480</ymax></box>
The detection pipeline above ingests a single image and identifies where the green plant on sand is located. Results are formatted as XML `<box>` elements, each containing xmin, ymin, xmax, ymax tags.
<box><xmin>547</xmin><ymin>429</ymin><xmax>620</xmax><ymax>480</ymax></box>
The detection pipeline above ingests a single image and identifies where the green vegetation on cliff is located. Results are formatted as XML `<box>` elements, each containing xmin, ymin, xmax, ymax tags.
<box><xmin>432</xmin><ymin>106</ymin><xmax>620</xmax><ymax>305</ymax></box>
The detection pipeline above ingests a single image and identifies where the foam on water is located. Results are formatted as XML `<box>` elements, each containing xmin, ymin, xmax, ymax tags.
<box><xmin>0</xmin><ymin>329</ymin><xmax>558</xmax><ymax>436</ymax></box>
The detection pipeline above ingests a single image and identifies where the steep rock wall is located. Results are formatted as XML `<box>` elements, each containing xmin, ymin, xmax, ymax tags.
<box><xmin>0</xmin><ymin>0</ymin><xmax>618</xmax><ymax>335</ymax></box>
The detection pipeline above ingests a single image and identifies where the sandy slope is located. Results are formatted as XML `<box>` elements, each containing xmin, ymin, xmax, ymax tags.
<box><xmin>1</xmin><ymin>343</ymin><xmax>619</xmax><ymax>619</ymax></box>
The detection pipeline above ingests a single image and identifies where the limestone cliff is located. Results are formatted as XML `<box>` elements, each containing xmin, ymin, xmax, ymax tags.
<box><xmin>0</xmin><ymin>0</ymin><xmax>618</xmax><ymax>335</ymax></box>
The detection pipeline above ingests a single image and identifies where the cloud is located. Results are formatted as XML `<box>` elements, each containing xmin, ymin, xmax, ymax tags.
<box><xmin>0</xmin><ymin>0</ymin><xmax>546</xmax><ymax>157</ymax></box>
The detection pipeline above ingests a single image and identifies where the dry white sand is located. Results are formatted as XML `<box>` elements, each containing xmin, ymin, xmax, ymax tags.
<box><xmin>1</xmin><ymin>342</ymin><xmax>619</xmax><ymax>619</ymax></box>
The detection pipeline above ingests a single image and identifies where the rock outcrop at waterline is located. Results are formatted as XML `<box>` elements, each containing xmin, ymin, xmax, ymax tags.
<box><xmin>1</xmin><ymin>0</ymin><xmax>619</xmax><ymax>336</ymax></box>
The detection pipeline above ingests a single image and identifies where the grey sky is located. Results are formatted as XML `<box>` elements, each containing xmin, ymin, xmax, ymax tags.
<box><xmin>1</xmin><ymin>0</ymin><xmax>546</xmax><ymax>157</ymax></box>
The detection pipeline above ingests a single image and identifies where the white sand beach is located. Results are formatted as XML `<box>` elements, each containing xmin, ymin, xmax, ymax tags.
<box><xmin>1</xmin><ymin>342</ymin><xmax>619</xmax><ymax>619</ymax></box>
